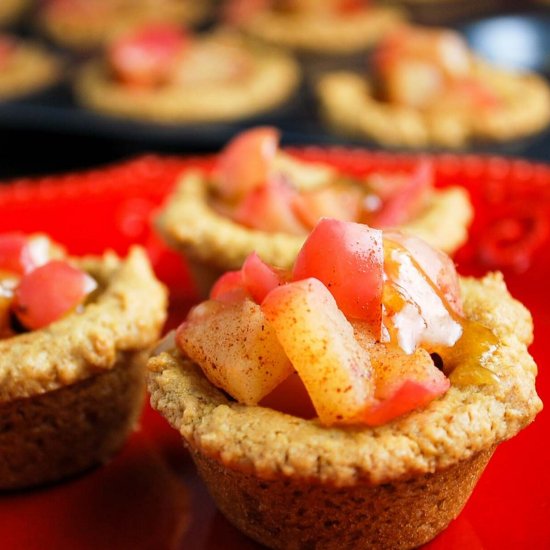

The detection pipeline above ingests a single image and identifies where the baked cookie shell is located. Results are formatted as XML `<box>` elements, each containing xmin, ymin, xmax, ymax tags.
<box><xmin>317</xmin><ymin>64</ymin><xmax>550</xmax><ymax>148</ymax></box>
<box><xmin>235</xmin><ymin>7</ymin><xmax>405</xmax><ymax>54</ymax></box>
<box><xmin>0</xmin><ymin>351</ymin><xmax>146</xmax><ymax>491</ymax></box>
<box><xmin>0</xmin><ymin>0</ymin><xmax>28</xmax><ymax>25</ymax></box>
<box><xmin>38</xmin><ymin>1</ymin><xmax>211</xmax><ymax>50</ymax></box>
<box><xmin>156</xmin><ymin>171</ymin><xmax>472</xmax><ymax>293</ymax></box>
<box><xmin>148</xmin><ymin>273</ymin><xmax>541</xmax><ymax>547</ymax></box>
<box><xmin>75</xmin><ymin>42</ymin><xmax>300</xmax><ymax>123</ymax></box>
<box><xmin>0</xmin><ymin>41</ymin><xmax>61</xmax><ymax>101</ymax></box>
<box><xmin>0</xmin><ymin>247</ymin><xmax>167</xmax><ymax>404</ymax></box>
<box><xmin>0</xmin><ymin>247</ymin><xmax>167</xmax><ymax>490</ymax></box>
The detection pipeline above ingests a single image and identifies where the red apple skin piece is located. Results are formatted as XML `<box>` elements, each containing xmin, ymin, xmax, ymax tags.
<box><xmin>292</xmin><ymin>218</ymin><xmax>383</xmax><ymax>332</ymax></box>
<box><xmin>262</xmin><ymin>277</ymin><xmax>375</xmax><ymax>426</ymax></box>
<box><xmin>353</xmin><ymin>322</ymin><xmax>450</xmax><ymax>426</ymax></box>
<box><xmin>232</xmin><ymin>177</ymin><xmax>307</xmax><ymax>236</ymax></box>
<box><xmin>214</xmin><ymin>126</ymin><xmax>280</xmax><ymax>201</ymax></box>
<box><xmin>367</xmin><ymin>159</ymin><xmax>433</xmax><ymax>228</ymax></box>
<box><xmin>292</xmin><ymin>183</ymin><xmax>363</xmax><ymax>230</ymax></box>
<box><xmin>109</xmin><ymin>24</ymin><xmax>188</xmax><ymax>88</ymax></box>
<box><xmin>259</xmin><ymin>370</ymin><xmax>316</xmax><ymax>420</ymax></box>
<box><xmin>0</xmin><ymin>232</ymin><xmax>37</xmax><ymax>276</ymax></box>
<box><xmin>241</xmin><ymin>252</ymin><xmax>285</xmax><ymax>304</ymax></box>
<box><xmin>12</xmin><ymin>261</ymin><xmax>97</xmax><ymax>330</ymax></box>
<box><xmin>210</xmin><ymin>270</ymin><xmax>243</xmax><ymax>300</ymax></box>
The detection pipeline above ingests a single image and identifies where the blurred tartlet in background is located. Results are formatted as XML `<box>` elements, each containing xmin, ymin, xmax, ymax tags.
<box><xmin>382</xmin><ymin>0</ymin><xmax>500</xmax><ymax>24</ymax></box>
<box><xmin>156</xmin><ymin>127</ymin><xmax>472</xmax><ymax>294</ymax></box>
<box><xmin>0</xmin><ymin>34</ymin><xmax>62</xmax><ymax>100</ymax></box>
<box><xmin>0</xmin><ymin>0</ymin><xmax>29</xmax><ymax>26</ymax></box>
<box><xmin>317</xmin><ymin>24</ymin><xmax>550</xmax><ymax>148</ymax></box>
<box><xmin>223</xmin><ymin>0</ymin><xmax>405</xmax><ymax>76</ymax></box>
<box><xmin>37</xmin><ymin>0</ymin><xmax>213</xmax><ymax>51</ymax></box>
<box><xmin>74</xmin><ymin>24</ymin><xmax>300</xmax><ymax>124</ymax></box>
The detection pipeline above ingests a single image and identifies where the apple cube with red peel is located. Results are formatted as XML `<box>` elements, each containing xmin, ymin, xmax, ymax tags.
<box><xmin>12</xmin><ymin>260</ymin><xmax>97</xmax><ymax>330</ymax></box>
<box><xmin>353</xmin><ymin>323</ymin><xmax>450</xmax><ymax>425</ymax></box>
<box><xmin>214</xmin><ymin>126</ymin><xmax>280</xmax><ymax>200</ymax></box>
<box><xmin>177</xmin><ymin>299</ymin><xmax>293</xmax><ymax>405</ymax></box>
<box><xmin>109</xmin><ymin>24</ymin><xmax>189</xmax><ymax>88</ymax></box>
<box><xmin>262</xmin><ymin>278</ymin><xmax>375</xmax><ymax>426</ymax></box>
<box><xmin>232</xmin><ymin>177</ymin><xmax>306</xmax><ymax>236</ymax></box>
<box><xmin>293</xmin><ymin>218</ymin><xmax>383</xmax><ymax>333</ymax></box>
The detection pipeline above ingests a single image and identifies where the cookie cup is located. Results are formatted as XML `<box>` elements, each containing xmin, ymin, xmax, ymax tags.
<box><xmin>0</xmin><ymin>247</ymin><xmax>167</xmax><ymax>490</ymax></box>
<box><xmin>148</xmin><ymin>273</ymin><xmax>541</xmax><ymax>549</ymax></box>
<box><xmin>38</xmin><ymin>0</ymin><xmax>212</xmax><ymax>51</ymax></box>
<box><xmin>0</xmin><ymin>40</ymin><xmax>61</xmax><ymax>101</ymax></box>
<box><xmin>317</xmin><ymin>62</ymin><xmax>550</xmax><ymax>149</ymax></box>
<box><xmin>75</xmin><ymin>36</ymin><xmax>300</xmax><ymax>124</ymax></box>
<box><xmin>0</xmin><ymin>0</ymin><xmax>29</xmax><ymax>26</ymax></box>
<box><xmin>156</xmin><ymin>170</ymin><xmax>472</xmax><ymax>295</ymax></box>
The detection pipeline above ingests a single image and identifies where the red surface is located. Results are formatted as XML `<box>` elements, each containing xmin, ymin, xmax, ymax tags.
<box><xmin>0</xmin><ymin>150</ymin><xmax>548</xmax><ymax>549</ymax></box>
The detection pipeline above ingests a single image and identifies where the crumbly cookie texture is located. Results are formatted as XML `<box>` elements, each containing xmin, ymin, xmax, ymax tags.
<box><xmin>75</xmin><ymin>35</ymin><xmax>300</xmax><ymax>123</ymax></box>
<box><xmin>38</xmin><ymin>0</ymin><xmax>211</xmax><ymax>50</ymax></box>
<box><xmin>148</xmin><ymin>272</ymin><xmax>541</xmax><ymax>486</ymax></box>
<box><xmin>0</xmin><ymin>41</ymin><xmax>61</xmax><ymax>100</ymax></box>
<box><xmin>235</xmin><ymin>7</ymin><xmax>405</xmax><ymax>54</ymax></box>
<box><xmin>0</xmin><ymin>246</ymin><xmax>167</xmax><ymax>403</ymax></box>
<box><xmin>317</xmin><ymin>62</ymin><xmax>550</xmax><ymax>148</ymax></box>
<box><xmin>156</xmin><ymin>170</ymin><xmax>472</xmax><ymax>273</ymax></box>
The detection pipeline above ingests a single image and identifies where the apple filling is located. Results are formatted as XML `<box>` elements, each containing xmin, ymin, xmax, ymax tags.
<box><xmin>176</xmin><ymin>218</ymin><xmax>499</xmax><ymax>427</ymax></box>
<box><xmin>208</xmin><ymin>127</ymin><xmax>434</xmax><ymax>236</ymax></box>
<box><xmin>371</xmin><ymin>25</ymin><xmax>503</xmax><ymax>113</ymax></box>
<box><xmin>107</xmin><ymin>24</ymin><xmax>254</xmax><ymax>89</ymax></box>
<box><xmin>0</xmin><ymin>232</ymin><xmax>98</xmax><ymax>337</ymax></box>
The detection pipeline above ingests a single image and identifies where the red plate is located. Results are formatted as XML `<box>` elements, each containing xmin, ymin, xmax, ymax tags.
<box><xmin>0</xmin><ymin>151</ymin><xmax>548</xmax><ymax>549</ymax></box>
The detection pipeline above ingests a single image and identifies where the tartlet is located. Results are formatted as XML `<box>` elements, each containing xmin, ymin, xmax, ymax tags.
<box><xmin>0</xmin><ymin>35</ymin><xmax>61</xmax><ymax>101</ymax></box>
<box><xmin>0</xmin><ymin>241</ymin><xmax>167</xmax><ymax>490</ymax></box>
<box><xmin>38</xmin><ymin>0</ymin><xmax>212</xmax><ymax>51</ymax></box>
<box><xmin>224</xmin><ymin>0</ymin><xmax>405</xmax><ymax>55</ymax></box>
<box><xmin>156</xmin><ymin>127</ymin><xmax>472</xmax><ymax>293</ymax></box>
<box><xmin>75</xmin><ymin>25</ymin><xmax>300</xmax><ymax>124</ymax></box>
<box><xmin>317</xmin><ymin>25</ymin><xmax>550</xmax><ymax>148</ymax></box>
<box><xmin>148</xmin><ymin>220</ymin><xmax>542</xmax><ymax>549</ymax></box>
<box><xmin>0</xmin><ymin>0</ymin><xmax>29</xmax><ymax>26</ymax></box>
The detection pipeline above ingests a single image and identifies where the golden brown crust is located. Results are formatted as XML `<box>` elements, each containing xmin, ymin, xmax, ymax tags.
<box><xmin>38</xmin><ymin>0</ymin><xmax>211</xmax><ymax>50</ymax></box>
<box><xmin>235</xmin><ymin>6</ymin><xmax>405</xmax><ymax>54</ymax></box>
<box><xmin>0</xmin><ymin>246</ymin><xmax>167</xmax><ymax>404</ymax></box>
<box><xmin>0</xmin><ymin>0</ymin><xmax>28</xmax><ymax>25</ymax></box>
<box><xmin>75</xmin><ymin>34</ymin><xmax>300</xmax><ymax>123</ymax></box>
<box><xmin>0</xmin><ymin>352</ymin><xmax>146</xmax><ymax>490</ymax></box>
<box><xmin>317</xmin><ymin>63</ymin><xmax>550</xmax><ymax>148</ymax></box>
<box><xmin>148</xmin><ymin>273</ymin><xmax>542</xmax><ymax>486</ymax></box>
<box><xmin>156</xmin><ymin>170</ymin><xmax>472</xmax><ymax>274</ymax></box>
<box><xmin>192</xmin><ymin>446</ymin><xmax>494</xmax><ymax>550</ymax></box>
<box><xmin>0</xmin><ymin>40</ymin><xmax>61</xmax><ymax>100</ymax></box>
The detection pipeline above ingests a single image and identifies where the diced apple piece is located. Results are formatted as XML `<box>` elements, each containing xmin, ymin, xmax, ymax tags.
<box><xmin>214</xmin><ymin>127</ymin><xmax>280</xmax><ymax>200</ymax></box>
<box><xmin>272</xmin><ymin>151</ymin><xmax>335</xmax><ymax>192</ymax></box>
<box><xmin>293</xmin><ymin>183</ymin><xmax>363</xmax><ymax>229</ymax></box>
<box><xmin>232</xmin><ymin>178</ymin><xmax>307</xmax><ymax>236</ymax></box>
<box><xmin>241</xmin><ymin>252</ymin><xmax>286</xmax><ymax>304</ymax></box>
<box><xmin>353</xmin><ymin>323</ymin><xmax>450</xmax><ymax>425</ymax></box>
<box><xmin>260</xmin><ymin>370</ymin><xmax>316</xmax><ymax>420</ymax></box>
<box><xmin>366</xmin><ymin>159</ymin><xmax>433</xmax><ymax>228</ymax></box>
<box><xmin>262</xmin><ymin>278</ymin><xmax>375</xmax><ymax>425</ymax></box>
<box><xmin>12</xmin><ymin>260</ymin><xmax>97</xmax><ymax>330</ymax></box>
<box><xmin>383</xmin><ymin>231</ymin><xmax>462</xmax><ymax>314</ymax></box>
<box><xmin>210</xmin><ymin>270</ymin><xmax>244</xmax><ymax>301</ymax></box>
<box><xmin>177</xmin><ymin>299</ymin><xmax>293</xmax><ymax>405</ymax></box>
<box><xmin>108</xmin><ymin>24</ymin><xmax>189</xmax><ymax>87</ymax></box>
<box><xmin>292</xmin><ymin>218</ymin><xmax>383</xmax><ymax>332</ymax></box>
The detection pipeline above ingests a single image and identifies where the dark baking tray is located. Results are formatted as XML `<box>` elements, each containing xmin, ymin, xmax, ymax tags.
<box><xmin>0</xmin><ymin>9</ymin><xmax>549</xmax><ymax>179</ymax></box>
